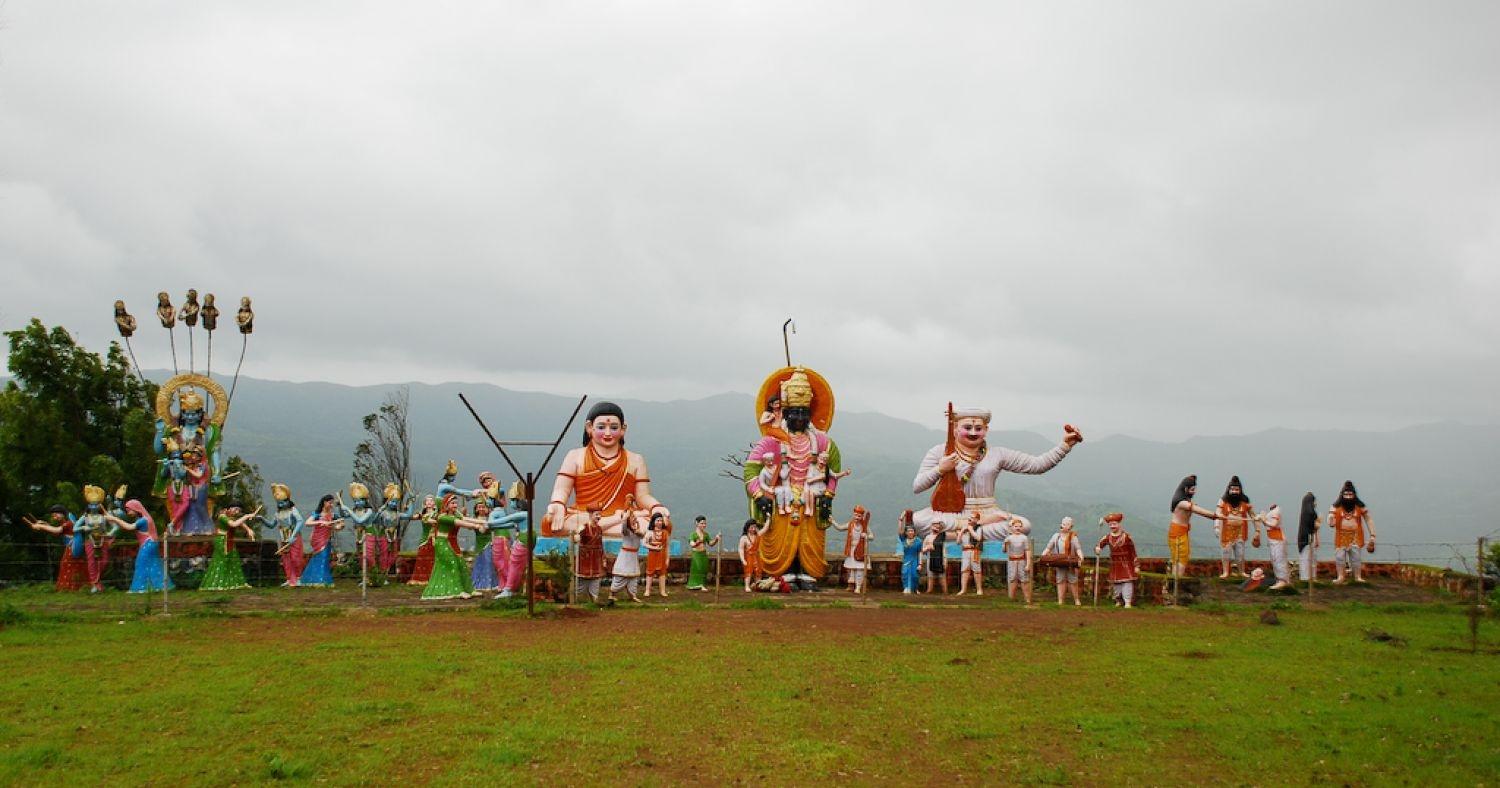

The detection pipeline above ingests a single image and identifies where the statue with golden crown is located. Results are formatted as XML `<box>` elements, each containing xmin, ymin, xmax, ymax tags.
<box><xmin>741</xmin><ymin>367</ymin><xmax>844</xmax><ymax>585</ymax></box>
<box><xmin>152</xmin><ymin>373</ymin><xmax>229</xmax><ymax>535</ymax></box>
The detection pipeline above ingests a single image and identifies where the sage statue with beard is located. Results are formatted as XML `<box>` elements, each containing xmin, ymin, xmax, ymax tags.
<box><xmin>910</xmin><ymin>408</ymin><xmax>1083</xmax><ymax>541</ymax></box>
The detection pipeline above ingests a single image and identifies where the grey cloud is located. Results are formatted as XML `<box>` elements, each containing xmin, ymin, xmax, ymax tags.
<box><xmin>1</xmin><ymin>0</ymin><xmax>1497</xmax><ymax>440</ymax></box>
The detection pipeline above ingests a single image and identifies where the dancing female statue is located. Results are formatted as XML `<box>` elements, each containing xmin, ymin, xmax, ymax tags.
<box><xmin>910</xmin><ymin>405</ymin><xmax>1082</xmax><ymax>541</ymax></box>
<box><xmin>490</xmin><ymin>482</ymin><xmax>531</xmax><ymax>598</ymax></box>
<box><xmin>107</xmin><ymin>499</ymin><xmax>173</xmax><ymax>593</ymax></box>
<box><xmin>741</xmin><ymin>367</ymin><xmax>843</xmax><ymax>584</ymax></box>
<box><xmin>201</xmin><ymin>502</ymin><xmax>259</xmax><ymax>591</ymax></box>
<box><xmin>299</xmin><ymin>495</ymin><xmax>345</xmax><ymax>588</ymax></box>
<box><xmin>25</xmin><ymin>505</ymin><xmax>87</xmax><ymax>591</ymax></box>
<box><xmin>422</xmin><ymin>494</ymin><xmax>488</xmax><ymax>601</ymax></box>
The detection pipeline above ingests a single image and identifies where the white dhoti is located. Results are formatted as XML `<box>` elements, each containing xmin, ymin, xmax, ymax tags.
<box><xmin>1268</xmin><ymin>540</ymin><xmax>1289</xmax><ymax>583</ymax></box>
<box><xmin>910</xmin><ymin>440</ymin><xmax>1073</xmax><ymax>542</ymax></box>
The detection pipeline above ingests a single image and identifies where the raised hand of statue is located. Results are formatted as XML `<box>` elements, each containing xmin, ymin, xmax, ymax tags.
<box><xmin>936</xmin><ymin>452</ymin><xmax>961</xmax><ymax>474</ymax></box>
<box><xmin>546</xmin><ymin>502</ymin><xmax>567</xmax><ymax>529</ymax></box>
<box><xmin>1063</xmin><ymin>424</ymin><xmax>1084</xmax><ymax>446</ymax></box>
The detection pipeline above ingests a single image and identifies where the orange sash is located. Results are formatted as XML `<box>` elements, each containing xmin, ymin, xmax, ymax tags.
<box><xmin>574</xmin><ymin>447</ymin><xmax>636</xmax><ymax>513</ymax></box>
<box><xmin>1332</xmin><ymin>507</ymin><xmax>1366</xmax><ymax>548</ymax></box>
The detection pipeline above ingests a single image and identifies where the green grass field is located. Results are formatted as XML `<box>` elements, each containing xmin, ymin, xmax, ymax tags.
<box><xmin>0</xmin><ymin>593</ymin><xmax>1496</xmax><ymax>785</ymax></box>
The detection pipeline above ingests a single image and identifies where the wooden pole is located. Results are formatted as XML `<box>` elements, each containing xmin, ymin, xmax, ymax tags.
<box><xmin>1307</xmin><ymin>539</ymin><xmax>1315</xmax><ymax>605</ymax></box>
<box><xmin>360</xmin><ymin>531</ymin><xmax>369</xmax><ymax>607</ymax></box>
<box><xmin>1092</xmin><ymin>548</ymin><xmax>1102</xmax><ymax>608</ymax></box>
<box><xmin>714</xmin><ymin>534</ymin><xmax>721</xmax><ymax>601</ymax></box>
<box><xmin>161</xmin><ymin>531</ymin><xmax>170</xmax><ymax>615</ymax></box>
<box><xmin>570</xmin><ymin>529</ymin><xmax>578</xmax><ymax>607</ymax></box>
<box><xmin>525</xmin><ymin>473</ymin><xmax>535</xmax><ymax>617</ymax></box>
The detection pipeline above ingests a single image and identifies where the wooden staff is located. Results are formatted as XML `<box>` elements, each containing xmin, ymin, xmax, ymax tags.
<box><xmin>1092</xmin><ymin>546</ymin><xmax>1103</xmax><ymax>608</ymax></box>
<box><xmin>714</xmin><ymin>533</ymin><xmax>722</xmax><ymax>600</ymax></box>
<box><xmin>570</xmin><ymin>529</ymin><xmax>579</xmax><ymax>607</ymax></box>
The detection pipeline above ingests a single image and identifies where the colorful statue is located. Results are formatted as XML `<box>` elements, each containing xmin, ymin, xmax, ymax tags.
<box><xmin>910</xmin><ymin>406</ymin><xmax>1082</xmax><ymax>542</ymax></box>
<box><xmin>299</xmin><ymin>495</ymin><xmax>345</xmax><ymax>588</ymax></box>
<box><xmin>24</xmin><ymin>505</ymin><xmax>87</xmax><ymax>591</ymax></box>
<box><xmin>544</xmin><ymin>401</ymin><xmax>671</xmax><ymax>539</ymax></box>
<box><xmin>422</xmin><ymin>494</ymin><xmax>487</xmax><ymax>600</ymax></box>
<box><xmin>107</xmin><ymin>499</ymin><xmax>173</xmax><ymax>593</ymax></box>
<box><xmin>75</xmin><ymin>485</ymin><xmax>113</xmax><ymax>593</ymax></box>
<box><xmin>1330</xmin><ymin>481</ymin><xmax>1375</xmax><ymax>584</ymax></box>
<box><xmin>374</xmin><ymin>482</ymin><xmax>415</xmax><ymax>575</ymax></box>
<box><xmin>685</xmin><ymin>516</ymin><xmax>720</xmax><ymax>592</ymax></box>
<box><xmin>469</xmin><ymin>500</ymin><xmax>498</xmax><ymax>591</ymax></box>
<box><xmin>741</xmin><ymin>367</ymin><xmax>842</xmax><ymax>584</ymax></box>
<box><xmin>262</xmin><ymin>483</ymin><xmax>306</xmax><ymax>587</ymax></box>
<box><xmin>490</xmin><ymin>481</ymin><xmax>531</xmax><ymax>598</ymax></box>
<box><xmin>468</xmin><ymin>474</ymin><xmax>506</xmax><ymax>593</ymax></box>
<box><xmin>407</xmin><ymin>495</ymin><xmax>438</xmax><ymax>586</ymax></box>
<box><xmin>201</xmin><ymin>502</ymin><xmax>259</xmax><ymax>591</ymax></box>
<box><xmin>152</xmin><ymin>374</ymin><xmax>228</xmax><ymax>534</ymax></box>
<box><xmin>338</xmin><ymin>483</ymin><xmax>381</xmax><ymax>584</ymax></box>
<box><xmin>1094</xmin><ymin>513</ymin><xmax>1139</xmax><ymax>608</ymax></box>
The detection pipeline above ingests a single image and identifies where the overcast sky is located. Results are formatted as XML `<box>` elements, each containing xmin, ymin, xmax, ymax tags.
<box><xmin>1</xmin><ymin>1</ymin><xmax>1496</xmax><ymax>440</ymax></box>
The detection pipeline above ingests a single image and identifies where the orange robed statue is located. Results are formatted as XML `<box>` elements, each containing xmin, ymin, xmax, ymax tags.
<box><xmin>742</xmin><ymin>367</ymin><xmax>845</xmax><ymax>584</ymax></box>
<box><xmin>544</xmin><ymin>401</ymin><xmax>670</xmax><ymax>539</ymax></box>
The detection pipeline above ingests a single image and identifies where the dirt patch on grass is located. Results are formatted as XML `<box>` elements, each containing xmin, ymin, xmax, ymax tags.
<box><xmin>1175</xmin><ymin>649</ymin><xmax>1218</xmax><ymax>659</ymax></box>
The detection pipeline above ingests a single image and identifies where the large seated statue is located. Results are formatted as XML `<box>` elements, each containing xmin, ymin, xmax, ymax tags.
<box><xmin>911</xmin><ymin>406</ymin><xmax>1082</xmax><ymax>540</ymax></box>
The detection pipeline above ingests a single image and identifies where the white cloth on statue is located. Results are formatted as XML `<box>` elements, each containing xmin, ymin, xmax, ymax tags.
<box><xmin>910</xmin><ymin>441</ymin><xmax>1073</xmax><ymax>539</ymax></box>
<box><xmin>612</xmin><ymin>528</ymin><xmax>642</xmax><ymax>577</ymax></box>
<box><xmin>1298</xmin><ymin>545</ymin><xmax>1316</xmax><ymax>581</ymax></box>
<box><xmin>1268</xmin><ymin>540</ymin><xmax>1289</xmax><ymax>583</ymax></box>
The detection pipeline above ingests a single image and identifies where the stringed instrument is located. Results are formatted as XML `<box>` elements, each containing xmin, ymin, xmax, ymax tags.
<box><xmin>931</xmin><ymin>402</ymin><xmax>966</xmax><ymax>514</ymax></box>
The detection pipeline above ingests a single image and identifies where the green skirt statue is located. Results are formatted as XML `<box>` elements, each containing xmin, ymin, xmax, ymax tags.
<box><xmin>687</xmin><ymin>551</ymin><xmax>710</xmax><ymax>589</ymax></box>
<box><xmin>422</xmin><ymin>516</ymin><xmax>474</xmax><ymax>600</ymax></box>
<box><xmin>201</xmin><ymin>531</ymin><xmax>249</xmax><ymax>591</ymax></box>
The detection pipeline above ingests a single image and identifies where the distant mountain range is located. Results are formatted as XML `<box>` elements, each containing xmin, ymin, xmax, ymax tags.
<box><xmin>188</xmin><ymin>373</ymin><xmax>1495</xmax><ymax>563</ymax></box>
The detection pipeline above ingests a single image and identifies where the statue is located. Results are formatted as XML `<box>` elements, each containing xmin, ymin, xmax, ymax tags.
<box><xmin>338</xmin><ymin>483</ymin><xmax>381</xmax><ymax>584</ymax></box>
<box><xmin>152</xmin><ymin>374</ymin><xmax>228</xmax><ymax>534</ymax></box>
<box><xmin>543</xmin><ymin>401</ymin><xmax>671</xmax><ymax>539</ymax></box>
<box><xmin>261</xmin><ymin>483</ymin><xmax>306</xmax><ymax>587</ymax></box>
<box><xmin>741</xmin><ymin>367</ymin><xmax>845</xmax><ymax>585</ymax></box>
<box><xmin>155</xmin><ymin>292</ymin><xmax>176</xmax><ymax>329</ymax></box>
<box><xmin>491</xmin><ymin>481</ymin><xmax>531</xmax><ymax>598</ymax></box>
<box><xmin>374</xmin><ymin>482</ymin><xmax>415</xmax><ymax>575</ymax></box>
<box><xmin>236</xmin><ymin>297</ymin><xmax>254</xmax><ymax>334</ymax></box>
<box><xmin>200</xmin><ymin>294</ymin><xmax>219</xmax><ymax>332</ymax></box>
<box><xmin>180</xmin><ymin>289</ymin><xmax>201</xmax><ymax>328</ymax></box>
<box><xmin>910</xmin><ymin>406</ymin><xmax>1082</xmax><ymax>541</ymax></box>
<box><xmin>75</xmin><ymin>485</ymin><xmax>113</xmax><ymax>593</ymax></box>
<box><xmin>113</xmin><ymin>301</ymin><xmax>136</xmax><ymax>338</ymax></box>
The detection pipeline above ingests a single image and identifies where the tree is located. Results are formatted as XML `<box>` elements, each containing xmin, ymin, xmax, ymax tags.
<box><xmin>0</xmin><ymin>320</ymin><xmax>157</xmax><ymax>580</ymax></box>
<box><xmin>220</xmin><ymin>456</ymin><xmax>266</xmax><ymax>515</ymax></box>
<box><xmin>351</xmin><ymin>387</ymin><xmax>413</xmax><ymax>540</ymax></box>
